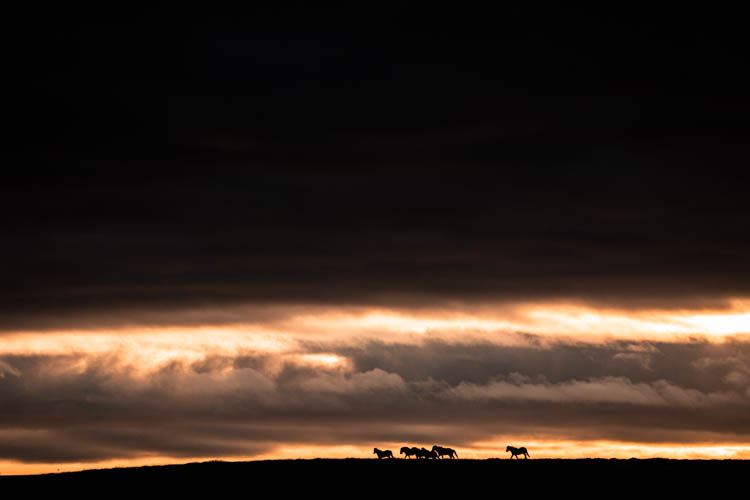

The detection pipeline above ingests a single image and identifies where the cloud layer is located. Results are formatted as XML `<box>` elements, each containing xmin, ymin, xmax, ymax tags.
<box><xmin>2</xmin><ymin>333</ymin><xmax>749</xmax><ymax>464</ymax></box>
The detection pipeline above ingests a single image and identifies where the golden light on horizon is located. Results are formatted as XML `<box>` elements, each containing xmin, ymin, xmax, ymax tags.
<box><xmin>468</xmin><ymin>439</ymin><xmax>750</xmax><ymax>460</ymax></box>
<box><xmin>2</xmin><ymin>440</ymin><xmax>749</xmax><ymax>476</ymax></box>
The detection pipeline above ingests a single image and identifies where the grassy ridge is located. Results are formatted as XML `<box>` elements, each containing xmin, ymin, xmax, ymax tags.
<box><xmin>2</xmin><ymin>458</ymin><xmax>746</xmax><ymax>495</ymax></box>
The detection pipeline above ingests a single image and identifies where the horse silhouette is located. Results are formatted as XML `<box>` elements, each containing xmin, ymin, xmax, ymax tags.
<box><xmin>400</xmin><ymin>446</ymin><xmax>418</xmax><ymax>459</ymax></box>
<box><xmin>432</xmin><ymin>445</ymin><xmax>458</xmax><ymax>459</ymax></box>
<box><xmin>419</xmin><ymin>447</ymin><xmax>438</xmax><ymax>459</ymax></box>
<box><xmin>373</xmin><ymin>448</ymin><xmax>394</xmax><ymax>459</ymax></box>
<box><xmin>506</xmin><ymin>445</ymin><xmax>530</xmax><ymax>459</ymax></box>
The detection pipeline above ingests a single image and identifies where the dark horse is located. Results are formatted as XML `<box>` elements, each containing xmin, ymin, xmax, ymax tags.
<box><xmin>432</xmin><ymin>445</ymin><xmax>458</xmax><ymax>459</ymax></box>
<box><xmin>506</xmin><ymin>445</ymin><xmax>530</xmax><ymax>459</ymax></box>
<box><xmin>374</xmin><ymin>448</ymin><xmax>394</xmax><ymax>459</ymax></box>
<box><xmin>400</xmin><ymin>446</ymin><xmax>418</xmax><ymax>459</ymax></box>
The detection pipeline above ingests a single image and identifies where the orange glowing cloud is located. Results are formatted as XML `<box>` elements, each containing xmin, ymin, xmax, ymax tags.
<box><xmin>1</xmin><ymin>299</ymin><xmax>747</xmax><ymax>367</ymax></box>
<box><xmin>1</xmin><ymin>298</ymin><xmax>748</xmax><ymax>474</ymax></box>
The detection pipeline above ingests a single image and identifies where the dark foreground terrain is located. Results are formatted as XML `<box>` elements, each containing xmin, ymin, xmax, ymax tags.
<box><xmin>2</xmin><ymin>459</ymin><xmax>747</xmax><ymax>496</ymax></box>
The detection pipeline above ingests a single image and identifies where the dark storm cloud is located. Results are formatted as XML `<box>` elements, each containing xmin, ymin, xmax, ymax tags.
<box><xmin>2</xmin><ymin>337</ymin><xmax>749</xmax><ymax>462</ymax></box>
<box><xmin>3</xmin><ymin>8</ymin><xmax>750</xmax><ymax>328</ymax></box>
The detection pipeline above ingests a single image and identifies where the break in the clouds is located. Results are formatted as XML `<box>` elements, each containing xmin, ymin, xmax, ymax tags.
<box><xmin>2</xmin><ymin>328</ymin><xmax>750</xmax><ymax>466</ymax></box>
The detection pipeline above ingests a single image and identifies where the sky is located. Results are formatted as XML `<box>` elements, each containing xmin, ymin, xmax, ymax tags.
<box><xmin>2</xmin><ymin>7</ymin><xmax>749</xmax><ymax>474</ymax></box>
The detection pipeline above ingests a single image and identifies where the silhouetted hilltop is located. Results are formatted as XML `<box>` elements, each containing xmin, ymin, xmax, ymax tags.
<box><xmin>2</xmin><ymin>459</ymin><xmax>746</xmax><ymax>496</ymax></box>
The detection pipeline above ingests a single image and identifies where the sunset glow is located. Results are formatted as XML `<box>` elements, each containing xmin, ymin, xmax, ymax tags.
<box><xmin>1</xmin><ymin>299</ymin><xmax>748</xmax><ymax>474</ymax></box>
<box><xmin>4</xmin><ymin>11</ymin><xmax>748</xmax><ymax>478</ymax></box>
<box><xmin>2</xmin><ymin>300</ymin><xmax>748</xmax><ymax>361</ymax></box>
<box><xmin>3</xmin><ymin>440</ymin><xmax>748</xmax><ymax>476</ymax></box>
